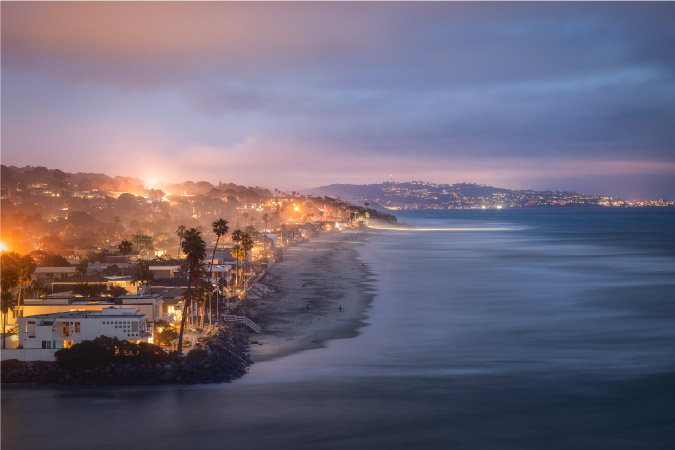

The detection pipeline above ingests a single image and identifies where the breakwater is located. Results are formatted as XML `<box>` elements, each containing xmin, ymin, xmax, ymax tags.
<box><xmin>1</xmin><ymin>326</ymin><xmax>252</xmax><ymax>386</ymax></box>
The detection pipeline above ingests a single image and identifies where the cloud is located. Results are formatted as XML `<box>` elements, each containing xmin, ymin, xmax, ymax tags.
<box><xmin>2</xmin><ymin>2</ymin><xmax>675</xmax><ymax>198</ymax></box>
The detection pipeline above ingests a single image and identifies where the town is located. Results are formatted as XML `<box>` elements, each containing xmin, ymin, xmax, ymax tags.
<box><xmin>0</xmin><ymin>165</ymin><xmax>396</xmax><ymax>369</ymax></box>
<box><xmin>309</xmin><ymin>181</ymin><xmax>675</xmax><ymax>210</ymax></box>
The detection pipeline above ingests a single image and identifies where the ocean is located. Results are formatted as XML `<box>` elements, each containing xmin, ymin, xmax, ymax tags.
<box><xmin>3</xmin><ymin>208</ymin><xmax>675</xmax><ymax>449</ymax></box>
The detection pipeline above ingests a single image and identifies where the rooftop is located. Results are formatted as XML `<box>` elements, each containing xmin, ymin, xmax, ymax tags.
<box><xmin>23</xmin><ymin>307</ymin><xmax>145</xmax><ymax>321</ymax></box>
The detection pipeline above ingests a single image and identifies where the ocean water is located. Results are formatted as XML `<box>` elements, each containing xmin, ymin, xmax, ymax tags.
<box><xmin>3</xmin><ymin>208</ymin><xmax>675</xmax><ymax>449</ymax></box>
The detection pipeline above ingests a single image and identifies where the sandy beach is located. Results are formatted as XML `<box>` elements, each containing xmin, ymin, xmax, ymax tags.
<box><xmin>247</xmin><ymin>230</ymin><xmax>376</xmax><ymax>362</ymax></box>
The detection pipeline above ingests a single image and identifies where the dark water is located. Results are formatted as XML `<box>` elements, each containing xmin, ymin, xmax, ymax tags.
<box><xmin>3</xmin><ymin>208</ymin><xmax>675</xmax><ymax>449</ymax></box>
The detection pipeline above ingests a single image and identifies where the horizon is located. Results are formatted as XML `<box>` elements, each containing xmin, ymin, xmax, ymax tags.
<box><xmin>2</xmin><ymin>2</ymin><xmax>675</xmax><ymax>200</ymax></box>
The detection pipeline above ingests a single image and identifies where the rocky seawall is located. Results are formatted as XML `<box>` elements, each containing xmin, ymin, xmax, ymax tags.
<box><xmin>1</xmin><ymin>326</ymin><xmax>252</xmax><ymax>386</ymax></box>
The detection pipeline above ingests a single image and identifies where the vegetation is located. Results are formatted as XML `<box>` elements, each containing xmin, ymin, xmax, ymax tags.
<box><xmin>55</xmin><ymin>336</ymin><xmax>174</xmax><ymax>368</ymax></box>
<box><xmin>1</xmin><ymin>252</ymin><xmax>36</xmax><ymax>348</ymax></box>
<box><xmin>177</xmin><ymin>227</ymin><xmax>206</xmax><ymax>355</ymax></box>
<box><xmin>155</xmin><ymin>327</ymin><xmax>179</xmax><ymax>346</ymax></box>
<box><xmin>72</xmin><ymin>283</ymin><xmax>107</xmax><ymax>297</ymax></box>
<box><xmin>208</xmin><ymin>218</ymin><xmax>229</xmax><ymax>326</ymax></box>
<box><xmin>117</xmin><ymin>239</ymin><xmax>133</xmax><ymax>275</ymax></box>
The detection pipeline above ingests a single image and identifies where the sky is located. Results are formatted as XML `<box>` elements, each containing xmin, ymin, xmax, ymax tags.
<box><xmin>2</xmin><ymin>2</ymin><xmax>675</xmax><ymax>200</ymax></box>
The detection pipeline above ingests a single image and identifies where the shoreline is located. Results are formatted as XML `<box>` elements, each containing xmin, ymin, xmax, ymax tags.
<box><xmin>248</xmin><ymin>229</ymin><xmax>377</xmax><ymax>363</ymax></box>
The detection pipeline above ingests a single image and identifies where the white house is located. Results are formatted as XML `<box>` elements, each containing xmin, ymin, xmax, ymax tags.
<box><xmin>3</xmin><ymin>308</ymin><xmax>151</xmax><ymax>361</ymax></box>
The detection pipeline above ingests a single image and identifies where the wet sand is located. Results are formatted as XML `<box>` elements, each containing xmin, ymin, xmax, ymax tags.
<box><xmin>248</xmin><ymin>230</ymin><xmax>375</xmax><ymax>362</ymax></box>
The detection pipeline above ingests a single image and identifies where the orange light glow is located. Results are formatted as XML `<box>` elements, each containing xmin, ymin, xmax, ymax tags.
<box><xmin>0</xmin><ymin>240</ymin><xmax>7</xmax><ymax>252</ymax></box>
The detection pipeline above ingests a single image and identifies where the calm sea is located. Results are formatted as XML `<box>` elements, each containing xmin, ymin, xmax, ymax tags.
<box><xmin>3</xmin><ymin>208</ymin><xmax>675</xmax><ymax>449</ymax></box>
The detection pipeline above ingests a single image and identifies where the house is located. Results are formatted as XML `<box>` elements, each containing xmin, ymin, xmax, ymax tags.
<box><xmin>51</xmin><ymin>275</ymin><xmax>109</xmax><ymax>294</ymax></box>
<box><xmin>2</xmin><ymin>308</ymin><xmax>151</xmax><ymax>361</ymax></box>
<box><xmin>148</xmin><ymin>265</ymin><xmax>181</xmax><ymax>278</ymax></box>
<box><xmin>85</xmin><ymin>261</ymin><xmax>132</xmax><ymax>276</ymax></box>
<box><xmin>11</xmin><ymin>294</ymin><xmax>164</xmax><ymax>326</ymax></box>
<box><xmin>33</xmin><ymin>266</ymin><xmax>78</xmax><ymax>283</ymax></box>
<box><xmin>147</xmin><ymin>287</ymin><xmax>183</xmax><ymax>321</ymax></box>
<box><xmin>50</xmin><ymin>275</ymin><xmax>137</xmax><ymax>294</ymax></box>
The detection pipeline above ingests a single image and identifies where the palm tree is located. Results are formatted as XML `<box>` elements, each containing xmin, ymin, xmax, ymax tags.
<box><xmin>118</xmin><ymin>239</ymin><xmax>133</xmax><ymax>276</ymax></box>
<box><xmin>1</xmin><ymin>252</ymin><xmax>21</xmax><ymax>349</ymax></box>
<box><xmin>16</xmin><ymin>254</ymin><xmax>36</xmax><ymax>319</ymax></box>
<box><xmin>231</xmin><ymin>229</ymin><xmax>243</xmax><ymax>287</ymax></box>
<box><xmin>262</xmin><ymin>213</ymin><xmax>269</xmax><ymax>232</ymax></box>
<box><xmin>1</xmin><ymin>291</ymin><xmax>17</xmax><ymax>349</ymax></box>
<box><xmin>176</xmin><ymin>225</ymin><xmax>186</xmax><ymax>259</ymax></box>
<box><xmin>208</xmin><ymin>218</ymin><xmax>229</xmax><ymax>326</ymax></box>
<box><xmin>177</xmin><ymin>228</ymin><xmax>206</xmax><ymax>356</ymax></box>
<box><xmin>240</xmin><ymin>233</ymin><xmax>253</xmax><ymax>291</ymax></box>
<box><xmin>231</xmin><ymin>245</ymin><xmax>245</xmax><ymax>287</ymax></box>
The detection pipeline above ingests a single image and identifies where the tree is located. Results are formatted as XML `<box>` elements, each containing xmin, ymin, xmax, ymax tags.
<box><xmin>16</xmin><ymin>254</ymin><xmax>36</xmax><ymax>318</ymax></box>
<box><xmin>177</xmin><ymin>228</ymin><xmax>206</xmax><ymax>356</ymax></box>
<box><xmin>73</xmin><ymin>283</ymin><xmax>107</xmax><ymax>297</ymax></box>
<box><xmin>132</xmin><ymin>260</ymin><xmax>154</xmax><ymax>285</ymax></box>
<box><xmin>25</xmin><ymin>280</ymin><xmax>49</xmax><ymax>298</ymax></box>
<box><xmin>132</xmin><ymin>232</ymin><xmax>153</xmax><ymax>260</ymax></box>
<box><xmin>231</xmin><ymin>245</ymin><xmax>245</xmax><ymax>286</ymax></box>
<box><xmin>30</xmin><ymin>250</ymin><xmax>70</xmax><ymax>267</ymax></box>
<box><xmin>156</xmin><ymin>327</ymin><xmax>178</xmax><ymax>346</ymax></box>
<box><xmin>262</xmin><ymin>213</ymin><xmax>269</xmax><ymax>232</ymax></box>
<box><xmin>231</xmin><ymin>229</ymin><xmax>244</xmax><ymax>287</ymax></box>
<box><xmin>118</xmin><ymin>239</ymin><xmax>133</xmax><ymax>276</ymax></box>
<box><xmin>109</xmin><ymin>285</ymin><xmax>128</xmax><ymax>297</ymax></box>
<box><xmin>240</xmin><ymin>233</ymin><xmax>253</xmax><ymax>291</ymax></box>
<box><xmin>1</xmin><ymin>252</ymin><xmax>21</xmax><ymax>348</ymax></box>
<box><xmin>176</xmin><ymin>225</ymin><xmax>186</xmax><ymax>259</ymax></box>
<box><xmin>208</xmin><ymin>218</ymin><xmax>229</xmax><ymax>326</ymax></box>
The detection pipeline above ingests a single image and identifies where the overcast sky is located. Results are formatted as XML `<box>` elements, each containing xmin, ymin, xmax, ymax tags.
<box><xmin>2</xmin><ymin>2</ymin><xmax>674</xmax><ymax>199</ymax></box>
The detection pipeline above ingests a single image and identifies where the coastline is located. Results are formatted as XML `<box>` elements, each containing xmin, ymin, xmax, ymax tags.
<box><xmin>248</xmin><ymin>229</ymin><xmax>376</xmax><ymax>363</ymax></box>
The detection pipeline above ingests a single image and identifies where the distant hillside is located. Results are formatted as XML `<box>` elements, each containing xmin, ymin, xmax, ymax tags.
<box><xmin>1</xmin><ymin>165</ymin><xmax>272</xmax><ymax>199</ymax></box>
<box><xmin>305</xmin><ymin>181</ymin><xmax>648</xmax><ymax>209</ymax></box>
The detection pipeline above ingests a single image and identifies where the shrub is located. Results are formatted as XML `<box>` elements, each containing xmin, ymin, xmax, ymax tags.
<box><xmin>55</xmin><ymin>339</ymin><xmax>115</xmax><ymax>368</ymax></box>
<box><xmin>55</xmin><ymin>336</ymin><xmax>173</xmax><ymax>368</ymax></box>
<box><xmin>1</xmin><ymin>359</ymin><xmax>27</xmax><ymax>372</ymax></box>
<box><xmin>156</xmin><ymin>328</ymin><xmax>178</xmax><ymax>346</ymax></box>
<box><xmin>186</xmin><ymin>347</ymin><xmax>208</xmax><ymax>362</ymax></box>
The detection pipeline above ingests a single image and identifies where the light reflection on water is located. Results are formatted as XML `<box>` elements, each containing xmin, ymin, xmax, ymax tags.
<box><xmin>3</xmin><ymin>209</ymin><xmax>675</xmax><ymax>450</ymax></box>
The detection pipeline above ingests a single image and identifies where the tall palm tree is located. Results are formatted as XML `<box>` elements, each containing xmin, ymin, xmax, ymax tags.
<box><xmin>231</xmin><ymin>229</ymin><xmax>243</xmax><ymax>287</ymax></box>
<box><xmin>177</xmin><ymin>228</ymin><xmax>206</xmax><ymax>356</ymax></box>
<box><xmin>231</xmin><ymin>245</ymin><xmax>245</xmax><ymax>287</ymax></box>
<box><xmin>176</xmin><ymin>225</ymin><xmax>186</xmax><ymax>259</ymax></box>
<box><xmin>208</xmin><ymin>218</ymin><xmax>229</xmax><ymax>326</ymax></box>
<box><xmin>240</xmin><ymin>233</ymin><xmax>253</xmax><ymax>292</ymax></box>
<box><xmin>118</xmin><ymin>239</ymin><xmax>133</xmax><ymax>276</ymax></box>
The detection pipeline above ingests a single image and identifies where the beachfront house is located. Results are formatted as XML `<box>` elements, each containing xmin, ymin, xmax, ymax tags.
<box><xmin>9</xmin><ymin>294</ymin><xmax>165</xmax><ymax>326</ymax></box>
<box><xmin>2</xmin><ymin>308</ymin><xmax>150</xmax><ymax>362</ymax></box>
